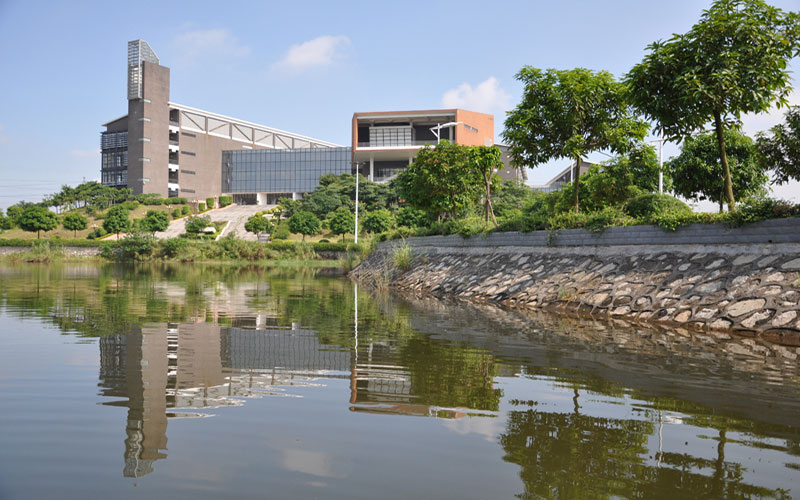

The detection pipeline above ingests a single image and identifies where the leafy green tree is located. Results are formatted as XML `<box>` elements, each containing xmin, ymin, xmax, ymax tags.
<box><xmin>141</xmin><ymin>210</ymin><xmax>170</xmax><ymax>235</ymax></box>
<box><xmin>625</xmin><ymin>0</ymin><xmax>800</xmax><ymax>210</ymax></box>
<box><xmin>397</xmin><ymin>141</ymin><xmax>482</xmax><ymax>220</ymax></box>
<box><xmin>470</xmin><ymin>146</ymin><xmax>504</xmax><ymax>224</ymax></box>
<box><xmin>303</xmin><ymin>189</ymin><xmax>342</xmax><ymax>217</ymax></box>
<box><xmin>244</xmin><ymin>214</ymin><xmax>274</xmax><ymax>235</ymax></box>
<box><xmin>328</xmin><ymin>207</ymin><xmax>355</xmax><ymax>241</ymax></box>
<box><xmin>6</xmin><ymin>201</ymin><xmax>38</xmax><ymax>227</ymax></box>
<box><xmin>0</xmin><ymin>209</ymin><xmax>11</xmax><ymax>231</ymax></box>
<box><xmin>757</xmin><ymin>106</ymin><xmax>800</xmax><ymax>184</ymax></box>
<box><xmin>18</xmin><ymin>206</ymin><xmax>59</xmax><ymax>238</ymax></box>
<box><xmin>184</xmin><ymin>215</ymin><xmax>212</xmax><ymax>235</ymax></box>
<box><xmin>668</xmin><ymin>129</ymin><xmax>768</xmax><ymax>210</ymax></box>
<box><xmin>62</xmin><ymin>212</ymin><xmax>88</xmax><ymax>237</ymax></box>
<box><xmin>504</xmin><ymin>67</ymin><xmax>647</xmax><ymax>212</ymax></box>
<box><xmin>492</xmin><ymin>180</ymin><xmax>539</xmax><ymax>220</ymax></box>
<box><xmin>362</xmin><ymin>209</ymin><xmax>395</xmax><ymax>234</ymax></box>
<box><xmin>103</xmin><ymin>205</ymin><xmax>132</xmax><ymax>238</ymax></box>
<box><xmin>277</xmin><ymin>198</ymin><xmax>302</xmax><ymax>220</ymax></box>
<box><xmin>288</xmin><ymin>211</ymin><xmax>321</xmax><ymax>241</ymax></box>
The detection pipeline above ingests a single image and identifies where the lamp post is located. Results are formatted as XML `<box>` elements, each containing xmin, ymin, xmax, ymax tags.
<box><xmin>649</xmin><ymin>132</ymin><xmax>666</xmax><ymax>194</ymax></box>
<box><xmin>354</xmin><ymin>162</ymin><xmax>360</xmax><ymax>244</ymax></box>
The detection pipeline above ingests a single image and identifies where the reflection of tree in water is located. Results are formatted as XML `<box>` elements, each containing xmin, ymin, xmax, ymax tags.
<box><xmin>398</xmin><ymin>336</ymin><xmax>502</xmax><ymax>411</ymax></box>
<box><xmin>500</xmin><ymin>406</ymin><xmax>791</xmax><ymax>500</ymax></box>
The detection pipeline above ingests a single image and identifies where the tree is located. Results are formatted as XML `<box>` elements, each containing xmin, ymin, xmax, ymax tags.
<box><xmin>470</xmin><ymin>146</ymin><xmax>504</xmax><ymax>225</ymax></box>
<box><xmin>103</xmin><ymin>205</ymin><xmax>132</xmax><ymax>238</ymax></box>
<box><xmin>396</xmin><ymin>206</ymin><xmax>427</xmax><ymax>228</ymax></box>
<box><xmin>244</xmin><ymin>213</ymin><xmax>274</xmax><ymax>236</ymax></box>
<box><xmin>362</xmin><ymin>209</ymin><xmax>395</xmax><ymax>234</ymax></box>
<box><xmin>184</xmin><ymin>215</ymin><xmax>212</xmax><ymax>235</ymax></box>
<box><xmin>288</xmin><ymin>211</ymin><xmax>320</xmax><ymax>241</ymax></box>
<box><xmin>504</xmin><ymin>67</ymin><xmax>647</xmax><ymax>213</ymax></box>
<box><xmin>625</xmin><ymin>0</ymin><xmax>800</xmax><ymax>210</ymax></box>
<box><xmin>62</xmin><ymin>212</ymin><xmax>88</xmax><ymax>238</ymax></box>
<box><xmin>18</xmin><ymin>206</ymin><xmax>58</xmax><ymax>238</ymax></box>
<box><xmin>141</xmin><ymin>210</ymin><xmax>169</xmax><ymax>235</ymax></box>
<box><xmin>757</xmin><ymin>106</ymin><xmax>800</xmax><ymax>184</ymax></box>
<box><xmin>668</xmin><ymin>129</ymin><xmax>768</xmax><ymax>210</ymax></box>
<box><xmin>397</xmin><ymin>141</ymin><xmax>482</xmax><ymax>220</ymax></box>
<box><xmin>0</xmin><ymin>209</ymin><xmax>11</xmax><ymax>231</ymax></box>
<box><xmin>328</xmin><ymin>207</ymin><xmax>355</xmax><ymax>241</ymax></box>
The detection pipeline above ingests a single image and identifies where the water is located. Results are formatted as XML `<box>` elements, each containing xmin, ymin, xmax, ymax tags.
<box><xmin>0</xmin><ymin>263</ymin><xmax>799</xmax><ymax>499</ymax></box>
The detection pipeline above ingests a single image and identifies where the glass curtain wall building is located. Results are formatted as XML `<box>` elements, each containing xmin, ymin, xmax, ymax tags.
<box><xmin>222</xmin><ymin>147</ymin><xmax>352</xmax><ymax>204</ymax></box>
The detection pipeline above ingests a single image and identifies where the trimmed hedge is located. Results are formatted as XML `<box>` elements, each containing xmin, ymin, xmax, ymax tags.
<box><xmin>219</xmin><ymin>195</ymin><xmax>233</xmax><ymax>207</ymax></box>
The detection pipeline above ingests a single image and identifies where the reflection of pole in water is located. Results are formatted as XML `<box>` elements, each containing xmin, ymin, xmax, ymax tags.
<box><xmin>657</xmin><ymin>411</ymin><xmax>663</xmax><ymax>468</ymax></box>
<box><xmin>350</xmin><ymin>283</ymin><xmax>358</xmax><ymax>404</ymax></box>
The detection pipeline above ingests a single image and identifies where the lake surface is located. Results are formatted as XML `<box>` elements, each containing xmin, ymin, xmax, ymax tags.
<box><xmin>1</xmin><ymin>263</ymin><xmax>799</xmax><ymax>499</ymax></box>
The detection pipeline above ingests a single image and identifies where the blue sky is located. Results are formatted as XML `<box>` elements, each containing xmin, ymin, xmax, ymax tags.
<box><xmin>0</xmin><ymin>0</ymin><xmax>798</xmax><ymax>209</ymax></box>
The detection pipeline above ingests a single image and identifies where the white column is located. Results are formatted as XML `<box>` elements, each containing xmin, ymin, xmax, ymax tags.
<box><xmin>369</xmin><ymin>155</ymin><xmax>374</xmax><ymax>182</ymax></box>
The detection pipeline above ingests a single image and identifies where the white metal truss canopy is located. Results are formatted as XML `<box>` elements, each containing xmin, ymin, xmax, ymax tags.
<box><xmin>169</xmin><ymin>102</ymin><xmax>341</xmax><ymax>149</ymax></box>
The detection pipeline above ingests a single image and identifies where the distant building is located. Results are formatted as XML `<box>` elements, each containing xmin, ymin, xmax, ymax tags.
<box><xmin>351</xmin><ymin>109</ymin><xmax>495</xmax><ymax>182</ymax></box>
<box><xmin>530</xmin><ymin>159</ymin><xmax>596</xmax><ymax>193</ymax></box>
<box><xmin>101</xmin><ymin>41</ymin><xmax>524</xmax><ymax>204</ymax></box>
<box><xmin>100</xmin><ymin>40</ymin><xmax>338</xmax><ymax>201</ymax></box>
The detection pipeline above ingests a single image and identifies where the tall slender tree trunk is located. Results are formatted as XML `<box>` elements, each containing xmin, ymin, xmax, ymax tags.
<box><xmin>573</xmin><ymin>156</ymin><xmax>581</xmax><ymax>213</ymax></box>
<box><xmin>484</xmin><ymin>172</ymin><xmax>497</xmax><ymax>226</ymax></box>
<box><xmin>713</xmin><ymin>111</ymin><xmax>736</xmax><ymax>211</ymax></box>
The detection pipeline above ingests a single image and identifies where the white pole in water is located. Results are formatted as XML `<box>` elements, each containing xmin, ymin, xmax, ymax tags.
<box><xmin>354</xmin><ymin>282</ymin><xmax>358</xmax><ymax>364</ymax></box>
<box><xmin>354</xmin><ymin>164</ymin><xmax>359</xmax><ymax>244</ymax></box>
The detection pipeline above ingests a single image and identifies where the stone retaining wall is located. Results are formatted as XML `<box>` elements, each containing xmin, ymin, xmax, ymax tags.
<box><xmin>351</xmin><ymin>219</ymin><xmax>800</xmax><ymax>344</ymax></box>
<box><xmin>0</xmin><ymin>246</ymin><xmax>102</xmax><ymax>257</ymax></box>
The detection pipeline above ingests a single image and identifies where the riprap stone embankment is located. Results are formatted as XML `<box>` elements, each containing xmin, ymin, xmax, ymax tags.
<box><xmin>351</xmin><ymin>218</ymin><xmax>800</xmax><ymax>344</ymax></box>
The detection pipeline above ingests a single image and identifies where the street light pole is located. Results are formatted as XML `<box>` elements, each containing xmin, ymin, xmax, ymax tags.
<box><xmin>354</xmin><ymin>163</ymin><xmax>359</xmax><ymax>244</ymax></box>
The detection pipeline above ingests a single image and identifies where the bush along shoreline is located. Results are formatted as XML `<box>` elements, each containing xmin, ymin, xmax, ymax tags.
<box><xmin>0</xmin><ymin>235</ymin><xmax>375</xmax><ymax>265</ymax></box>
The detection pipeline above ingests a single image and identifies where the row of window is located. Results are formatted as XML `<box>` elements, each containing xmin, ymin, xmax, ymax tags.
<box><xmin>222</xmin><ymin>148</ymin><xmax>351</xmax><ymax>194</ymax></box>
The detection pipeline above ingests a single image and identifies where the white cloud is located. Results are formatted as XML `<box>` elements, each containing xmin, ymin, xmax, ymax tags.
<box><xmin>441</xmin><ymin>77</ymin><xmax>511</xmax><ymax>115</ymax></box>
<box><xmin>69</xmin><ymin>148</ymin><xmax>100</xmax><ymax>159</ymax></box>
<box><xmin>272</xmin><ymin>35</ymin><xmax>351</xmax><ymax>72</ymax></box>
<box><xmin>740</xmin><ymin>89</ymin><xmax>800</xmax><ymax>136</ymax></box>
<box><xmin>172</xmin><ymin>28</ymin><xmax>250</xmax><ymax>66</ymax></box>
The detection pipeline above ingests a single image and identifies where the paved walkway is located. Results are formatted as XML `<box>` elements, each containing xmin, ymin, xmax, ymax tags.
<box><xmin>155</xmin><ymin>204</ymin><xmax>274</xmax><ymax>240</ymax></box>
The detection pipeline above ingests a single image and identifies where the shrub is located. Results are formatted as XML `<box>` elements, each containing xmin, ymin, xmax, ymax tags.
<box><xmin>181</xmin><ymin>205</ymin><xmax>192</xmax><ymax>215</ymax></box>
<box><xmin>396</xmin><ymin>207</ymin><xmax>427</xmax><ymax>228</ymax></box>
<box><xmin>219</xmin><ymin>195</ymin><xmax>233</xmax><ymax>207</ymax></box>
<box><xmin>172</xmin><ymin>208</ymin><xmax>182</xmax><ymax>219</ymax></box>
<box><xmin>85</xmin><ymin>205</ymin><xmax>97</xmax><ymax>217</ymax></box>
<box><xmin>121</xmin><ymin>200</ymin><xmax>140</xmax><ymax>211</ymax></box>
<box><xmin>87</xmin><ymin>227</ymin><xmax>108</xmax><ymax>239</ymax></box>
<box><xmin>174</xmin><ymin>197</ymin><xmax>188</xmax><ymax>204</ymax></box>
<box><xmin>114</xmin><ymin>233</ymin><xmax>155</xmax><ymax>261</ymax></box>
<box><xmin>198</xmin><ymin>202</ymin><xmax>206</xmax><ymax>212</ymax></box>
<box><xmin>160</xmin><ymin>238</ymin><xmax>189</xmax><ymax>259</ymax></box>
<box><xmin>185</xmin><ymin>215</ymin><xmax>212</xmax><ymax>234</ymax></box>
<box><xmin>625</xmin><ymin>193</ymin><xmax>691</xmax><ymax>219</ymax></box>
<box><xmin>273</xmin><ymin>222</ymin><xmax>290</xmax><ymax>240</ymax></box>
<box><xmin>244</xmin><ymin>214</ymin><xmax>274</xmax><ymax>235</ymax></box>
<box><xmin>206</xmin><ymin>197</ymin><xmax>215</xmax><ymax>210</ymax></box>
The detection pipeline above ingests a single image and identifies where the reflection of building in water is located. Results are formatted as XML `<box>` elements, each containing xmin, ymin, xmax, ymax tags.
<box><xmin>98</xmin><ymin>318</ymin><xmax>495</xmax><ymax>476</ymax></box>
<box><xmin>98</xmin><ymin>321</ymin><xmax>353</xmax><ymax>477</ymax></box>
